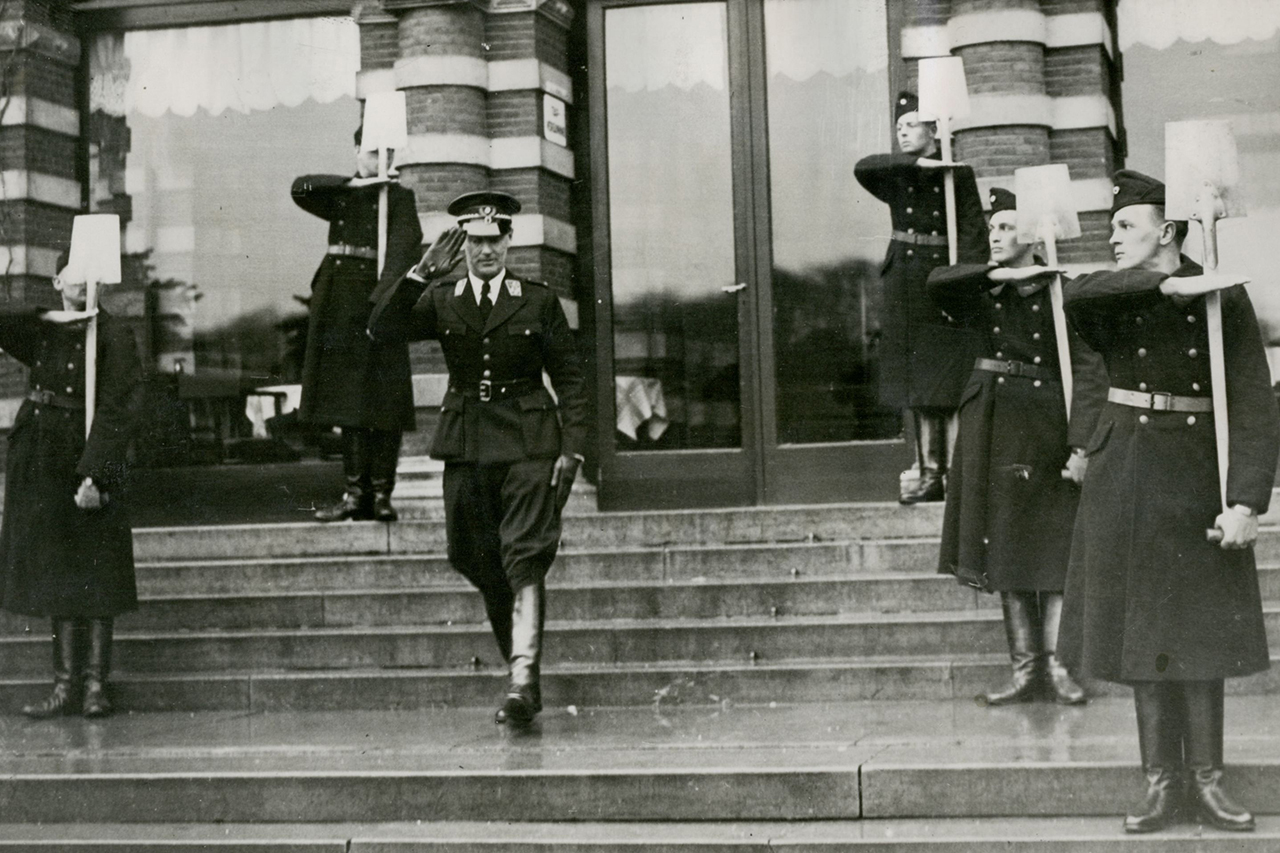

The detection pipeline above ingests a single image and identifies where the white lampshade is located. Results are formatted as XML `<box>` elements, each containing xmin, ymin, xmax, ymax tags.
<box><xmin>1014</xmin><ymin>164</ymin><xmax>1082</xmax><ymax>243</ymax></box>
<box><xmin>65</xmin><ymin>214</ymin><xmax>121</xmax><ymax>285</ymax></box>
<box><xmin>1165</xmin><ymin>119</ymin><xmax>1245</xmax><ymax>221</ymax></box>
<box><xmin>917</xmin><ymin>56</ymin><xmax>970</xmax><ymax>122</ymax></box>
<box><xmin>360</xmin><ymin>91</ymin><xmax>407</xmax><ymax>152</ymax></box>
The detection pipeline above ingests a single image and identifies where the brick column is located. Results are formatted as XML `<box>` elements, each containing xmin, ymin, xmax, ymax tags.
<box><xmin>898</xmin><ymin>0</ymin><xmax>1121</xmax><ymax>265</ymax></box>
<box><xmin>0</xmin><ymin>0</ymin><xmax>79</xmax><ymax>307</ymax></box>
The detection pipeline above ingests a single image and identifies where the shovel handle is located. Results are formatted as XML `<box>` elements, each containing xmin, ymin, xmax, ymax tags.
<box><xmin>377</xmin><ymin>148</ymin><xmax>389</xmax><ymax>278</ymax></box>
<box><xmin>940</xmin><ymin>120</ymin><xmax>958</xmax><ymax>265</ymax></box>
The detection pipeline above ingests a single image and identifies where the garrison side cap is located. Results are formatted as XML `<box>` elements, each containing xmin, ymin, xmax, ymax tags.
<box><xmin>1110</xmin><ymin>169</ymin><xmax>1166</xmax><ymax>216</ymax></box>
<box><xmin>895</xmin><ymin>91</ymin><xmax>927</xmax><ymax>123</ymax></box>
<box><xmin>448</xmin><ymin>190</ymin><xmax>521</xmax><ymax>237</ymax></box>
<box><xmin>988</xmin><ymin>187</ymin><xmax>1016</xmax><ymax>214</ymax></box>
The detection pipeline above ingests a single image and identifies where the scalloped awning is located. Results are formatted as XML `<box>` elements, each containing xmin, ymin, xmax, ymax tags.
<box><xmin>1119</xmin><ymin>0</ymin><xmax>1280</xmax><ymax>50</ymax></box>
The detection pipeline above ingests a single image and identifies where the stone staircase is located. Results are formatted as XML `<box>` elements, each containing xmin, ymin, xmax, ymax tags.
<box><xmin>3</xmin><ymin>494</ymin><xmax>1280</xmax><ymax>849</ymax></box>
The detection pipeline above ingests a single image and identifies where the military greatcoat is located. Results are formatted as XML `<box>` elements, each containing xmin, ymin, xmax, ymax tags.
<box><xmin>292</xmin><ymin>174</ymin><xmax>422</xmax><ymax>432</ymax></box>
<box><xmin>928</xmin><ymin>264</ymin><xmax>1108</xmax><ymax>592</ymax></box>
<box><xmin>0</xmin><ymin>308</ymin><xmax>144</xmax><ymax>618</ymax></box>
<box><xmin>1060</xmin><ymin>258</ymin><xmax>1280</xmax><ymax>682</ymax></box>
<box><xmin>853</xmin><ymin>151</ymin><xmax>989</xmax><ymax>408</ymax></box>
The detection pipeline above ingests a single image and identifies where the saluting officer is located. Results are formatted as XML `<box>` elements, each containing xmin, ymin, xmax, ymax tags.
<box><xmin>928</xmin><ymin>187</ymin><xmax>1105</xmax><ymax>707</ymax></box>
<box><xmin>368</xmin><ymin>191</ymin><xmax>588</xmax><ymax>726</ymax></box>
<box><xmin>1060</xmin><ymin>170</ymin><xmax>1279</xmax><ymax>833</ymax></box>
<box><xmin>1</xmin><ymin>251</ymin><xmax>144</xmax><ymax>719</ymax></box>
<box><xmin>292</xmin><ymin>126</ymin><xmax>423</xmax><ymax>522</ymax></box>
<box><xmin>855</xmin><ymin>92</ymin><xmax>988</xmax><ymax>503</ymax></box>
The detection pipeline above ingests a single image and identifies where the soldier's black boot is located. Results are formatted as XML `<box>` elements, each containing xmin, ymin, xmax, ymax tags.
<box><xmin>1040</xmin><ymin>592</ymin><xmax>1086</xmax><ymax>705</ymax></box>
<box><xmin>1124</xmin><ymin>682</ymin><xmax>1185</xmax><ymax>833</ymax></box>
<box><xmin>900</xmin><ymin>411</ymin><xmax>946</xmax><ymax>504</ymax></box>
<box><xmin>369</xmin><ymin>429</ymin><xmax>402</xmax><ymax>523</ymax></box>
<box><xmin>22</xmin><ymin>619</ymin><xmax>81</xmax><ymax>718</ymax></box>
<box><xmin>315</xmin><ymin>429</ymin><xmax>373</xmax><ymax>521</ymax></box>
<box><xmin>979</xmin><ymin>592</ymin><xmax>1042</xmax><ymax>705</ymax></box>
<box><xmin>82</xmin><ymin>618</ymin><xmax>115</xmax><ymax>718</ymax></box>
<box><xmin>1183</xmin><ymin>679</ymin><xmax>1253</xmax><ymax>831</ymax></box>
<box><xmin>498</xmin><ymin>582</ymin><xmax>544</xmax><ymax>727</ymax></box>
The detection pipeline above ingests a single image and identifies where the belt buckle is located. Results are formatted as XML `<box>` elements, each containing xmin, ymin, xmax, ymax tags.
<box><xmin>479</xmin><ymin>379</ymin><xmax>492</xmax><ymax>402</ymax></box>
<box><xmin>1150</xmin><ymin>391</ymin><xmax>1172</xmax><ymax>412</ymax></box>
<box><xmin>1005</xmin><ymin>360</ymin><xmax>1022</xmax><ymax>377</ymax></box>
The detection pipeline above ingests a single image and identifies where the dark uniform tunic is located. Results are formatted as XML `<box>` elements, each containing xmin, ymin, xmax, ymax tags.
<box><xmin>929</xmin><ymin>264</ymin><xmax>1108</xmax><ymax>591</ymax></box>
<box><xmin>368</xmin><ymin>273</ymin><xmax>589</xmax><ymax>589</ymax></box>
<box><xmin>292</xmin><ymin>175</ymin><xmax>422</xmax><ymax>432</ymax></box>
<box><xmin>1060</xmin><ymin>259</ymin><xmax>1279</xmax><ymax>682</ymax></box>
<box><xmin>0</xmin><ymin>309</ymin><xmax>143</xmax><ymax>618</ymax></box>
<box><xmin>853</xmin><ymin>152</ymin><xmax>989</xmax><ymax>408</ymax></box>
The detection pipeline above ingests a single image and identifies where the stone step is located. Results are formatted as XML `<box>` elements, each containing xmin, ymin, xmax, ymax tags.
<box><xmin>4</xmin><ymin>818</ymin><xmax>1280</xmax><ymax>851</ymax></box>
<box><xmin>0</xmin><ymin>575</ymin><xmax>984</xmax><ymax>635</ymax></box>
<box><xmin>0</xmin><ymin>700</ymin><xmax>1277</xmax><ymax>824</ymax></box>
<box><xmin>130</xmin><ymin>515</ymin><xmax>1280</xmax><ymax>564</ymax></box>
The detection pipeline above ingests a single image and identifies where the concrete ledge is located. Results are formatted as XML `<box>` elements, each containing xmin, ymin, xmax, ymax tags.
<box><xmin>0</xmin><ymin>96</ymin><xmax>79</xmax><ymax>137</ymax></box>
<box><xmin>903</xmin><ymin>12</ymin><xmax>1112</xmax><ymax>58</ymax></box>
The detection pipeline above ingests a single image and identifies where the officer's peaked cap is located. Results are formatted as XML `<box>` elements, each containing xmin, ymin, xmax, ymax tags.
<box><xmin>1110</xmin><ymin>169</ymin><xmax>1165</xmax><ymax>215</ymax></box>
<box><xmin>449</xmin><ymin>191</ymin><xmax>521</xmax><ymax>237</ymax></box>
<box><xmin>988</xmin><ymin>187</ymin><xmax>1016</xmax><ymax>215</ymax></box>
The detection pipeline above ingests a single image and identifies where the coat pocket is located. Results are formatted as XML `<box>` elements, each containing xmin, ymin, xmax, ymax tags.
<box><xmin>517</xmin><ymin>388</ymin><xmax>561</xmax><ymax>457</ymax></box>
<box><xmin>429</xmin><ymin>389</ymin><xmax>466</xmax><ymax>459</ymax></box>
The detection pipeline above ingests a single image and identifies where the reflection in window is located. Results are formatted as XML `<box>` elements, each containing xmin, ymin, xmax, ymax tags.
<box><xmin>764</xmin><ymin>0</ymin><xmax>899</xmax><ymax>443</ymax></box>
<box><xmin>88</xmin><ymin>18</ymin><xmax>360</xmax><ymax>465</ymax></box>
<box><xmin>605</xmin><ymin>3</ymin><xmax>741</xmax><ymax>451</ymax></box>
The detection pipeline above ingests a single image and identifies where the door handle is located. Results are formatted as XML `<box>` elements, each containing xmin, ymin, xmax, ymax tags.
<box><xmin>721</xmin><ymin>282</ymin><xmax>748</xmax><ymax>293</ymax></box>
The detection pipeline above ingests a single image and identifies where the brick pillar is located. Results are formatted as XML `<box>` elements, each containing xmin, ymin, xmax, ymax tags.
<box><xmin>898</xmin><ymin>0</ymin><xmax>1121</xmax><ymax>265</ymax></box>
<box><xmin>0</xmin><ymin>0</ymin><xmax>79</xmax><ymax>308</ymax></box>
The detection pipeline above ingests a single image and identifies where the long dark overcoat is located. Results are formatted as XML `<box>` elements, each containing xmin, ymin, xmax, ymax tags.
<box><xmin>853</xmin><ymin>151</ymin><xmax>989</xmax><ymax>409</ymax></box>
<box><xmin>1060</xmin><ymin>259</ymin><xmax>1279</xmax><ymax>682</ymax></box>
<box><xmin>0</xmin><ymin>309</ymin><xmax>144</xmax><ymax>618</ymax></box>
<box><xmin>929</xmin><ymin>264</ymin><xmax>1108</xmax><ymax>592</ymax></box>
<box><xmin>292</xmin><ymin>174</ymin><xmax>422</xmax><ymax>431</ymax></box>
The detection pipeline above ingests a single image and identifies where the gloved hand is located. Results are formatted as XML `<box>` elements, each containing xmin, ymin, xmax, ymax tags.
<box><xmin>1209</xmin><ymin>505</ymin><xmax>1257</xmax><ymax>550</ymax></box>
<box><xmin>74</xmin><ymin>477</ymin><xmax>108</xmax><ymax>511</ymax></box>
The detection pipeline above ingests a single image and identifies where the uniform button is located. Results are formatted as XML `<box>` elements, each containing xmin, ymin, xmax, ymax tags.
<box><xmin>35</xmin><ymin>361</ymin><xmax>41</xmax><ymax>367</ymax></box>
<box><xmin>1188</xmin><ymin>315</ymin><xmax>1196</xmax><ymax>323</ymax></box>
<box><xmin>907</xmin><ymin>186</ymin><xmax>915</xmax><ymax>193</ymax></box>
<box><xmin>335</xmin><ymin>259</ymin><xmax>342</xmax><ymax>267</ymax></box>
<box><xmin>1135</xmin><ymin>316</ymin><xmax>1144</xmax><ymax>325</ymax></box>
<box><xmin>906</xmin><ymin>207</ymin><xmax>913</xmax><ymax>214</ymax></box>
<box><xmin>65</xmin><ymin>386</ymin><xmax>73</xmax><ymax>394</ymax></box>
<box><xmin>1033</xmin><ymin>380</ymin><xmax>1042</xmax><ymax>388</ymax></box>
<box><xmin>907</xmin><ymin>227</ymin><xmax>915</xmax><ymax>234</ymax></box>
<box><xmin>1139</xmin><ymin>382</ymin><xmax>1148</xmax><ymax>391</ymax></box>
<box><xmin>1139</xmin><ymin>415</ymin><xmax>1149</xmax><ymax>424</ymax></box>
<box><xmin>906</xmin><ymin>249</ymin><xmax>914</xmax><ymax>257</ymax></box>
<box><xmin>74</xmin><ymin>343</ymin><xmax>81</xmax><ymax>351</ymax></box>
<box><xmin>995</xmin><ymin>302</ymin><xmax>1002</xmax><ymax>310</ymax></box>
<box><xmin>1031</xmin><ymin>304</ymin><xmax>1040</xmax><ymax>312</ymax></box>
<box><xmin>524</xmin><ymin>329</ymin><xmax>532</xmax><ymax>336</ymax></box>
<box><xmin>483</xmin><ymin>338</ymin><xmax>491</xmax><ymax>345</ymax></box>
<box><xmin>1188</xmin><ymin>348</ymin><xmax>1198</xmax><ymax>358</ymax></box>
<box><xmin>997</xmin><ymin>377</ymin><xmax>1005</xmax><ymax>384</ymax></box>
<box><xmin>1033</xmin><ymin>356</ymin><xmax>1042</xmax><ymax>364</ymax></box>
<box><xmin>1032</xmin><ymin>332</ymin><xmax>1040</xmax><ymax>340</ymax></box>
<box><xmin>483</xmin><ymin>353</ymin><xmax>491</xmax><ymax>361</ymax></box>
<box><xmin>482</xmin><ymin>369</ymin><xmax>491</xmax><ymax>378</ymax></box>
<box><xmin>933</xmin><ymin>210</ymin><xmax>941</xmax><ymax>217</ymax></box>
<box><xmin>934</xmin><ymin>186</ymin><xmax>941</xmax><ymax>193</ymax></box>
<box><xmin>66</xmin><ymin>362</ymin><xmax>74</xmax><ymax>369</ymax></box>
<box><xmin>337</xmin><ymin>220</ymin><xmax>344</xmax><ymax>226</ymax></box>
<box><xmin>992</xmin><ymin>327</ymin><xmax>1000</xmax><ymax>334</ymax></box>
<box><xmin>995</xmin><ymin>351</ymin><xmax>1004</xmax><ymax>358</ymax></box>
<box><xmin>1192</xmin><ymin>382</ymin><xmax>1202</xmax><ymax>391</ymax></box>
<box><xmin>931</xmin><ymin>230</ymin><xmax>939</xmax><ymax>236</ymax></box>
<box><xmin>1137</xmin><ymin>348</ymin><xmax>1147</xmax><ymax>357</ymax></box>
<box><xmin>1187</xmin><ymin>416</ymin><xmax>1197</xmax><ymax>425</ymax></box>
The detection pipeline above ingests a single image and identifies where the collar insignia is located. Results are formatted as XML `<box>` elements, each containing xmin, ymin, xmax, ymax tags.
<box><xmin>505</xmin><ymin>279</ymin><xmax>522</xmax><ymax>298</ymax></box>
<box><xmin>454</xmin><ymin>280</ymin><xmax>467</xmax><ymax>297</ymax></box>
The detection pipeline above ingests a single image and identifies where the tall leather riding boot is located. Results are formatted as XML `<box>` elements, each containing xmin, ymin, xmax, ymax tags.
<box><xmin>1182</xmin><ymin>679</ymin><xmax>1253</xmax><ymax>831</ymax></box>
<box><xmin>368</xmin><ymin>429</ymin><xmax>402</xmax><ymax>523</ymax></box>
<box><xmin>1124</xmin><ymin>682</ymin><xmax>1185</xmax><ymax>833</ymax></box>
<box><xmin>483</xmin><ymin>583</ymin><xmax>515</xmax><ymax>664</ymax></box>
<box><xmin>22</xmin><ymin>619</ymin><xmax>82</xmax><ymax>719</ymax></box>
<box><xmin>900</xmin><ymin>411</ymin><xmax>945</xmax><ymax>504</ymax></box>
<box><xmin>979</xmin><ymin>592</ymin><xmax>1042</xmax><ymax>705</ymax></box>
<box><xmin>315</xmin><ymin>429</ymin><xmax>374</xmax><ymax>521</ymax></box>
<box><xmin>1040</xmin><ymin>592</ymin><xmax>1086</xmax><ymax>705</ymax></box>
<box><xmin>82</xmin><ymin>618</ymin><xmax>114</xmax><ymax>718</ymax></box>
<box><xmin>497</xmin><ymin>582</ymin><xmax>545</xmax><ymax>726</ymax></box>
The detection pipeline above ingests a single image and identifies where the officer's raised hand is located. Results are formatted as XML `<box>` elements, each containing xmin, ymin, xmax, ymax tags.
<box><xmin>413</xmin><ymin>226</ymin><xmax>466</xmax><ymax>280</ymax></box>
<box><xmin>1210</xmin><ymin>505</ymin><xmax>1258</xmax><ymax>550</ymax></box>
<box><xmin>550</xmin><ymin>454</ymin><xmax>581</xmax><ymax>513</ymax></box>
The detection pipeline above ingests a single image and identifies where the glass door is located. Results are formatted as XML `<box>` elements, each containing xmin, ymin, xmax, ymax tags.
<box><xmin>590</xmin><ymin>0</ymin><xmax>761</xmax><ymax>508</ymax></box>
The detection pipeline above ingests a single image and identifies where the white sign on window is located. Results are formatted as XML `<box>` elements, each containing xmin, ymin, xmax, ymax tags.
<box><xmin>543</xmin><ymin>94</ymin><xmax>567</xmax><ymax>148</ymax></box>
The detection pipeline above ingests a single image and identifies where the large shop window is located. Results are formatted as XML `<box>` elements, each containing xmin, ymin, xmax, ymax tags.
<box><xmin>88</xmin><ymin>16</ymin><xmax>361</xmax><ymax>468</ymax></box>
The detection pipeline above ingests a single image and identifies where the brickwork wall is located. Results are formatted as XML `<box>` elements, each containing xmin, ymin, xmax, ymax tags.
<box><xmin>359</xmin><ymin>20</ymin><xmax>398</xmax><ymax>70</ymax></box>
<box><xmin>9</xmin><ymin>50</ymin><xmax>75</xmax><ymax>108</ymax></box>
<box><xmin>1049</xmin><ymin>127</ymin><xmax>1117</xmax><ymax>179</ymax></box>
<box><xmin>399</xmin><ymin>5</ymin><xmax>484</xmax><ymax>58</ymax></box>
<box><xmin>955</xmin><ymin>126</ymin><xmax>1051</xmax><ymax>178</ymax></box>
<box><xmin>0</xmin><ymin>125</ymin><xmax>77</xmax><ymax>179</ymax></box>
<box><xmin>954</xmin><ymin>0</ymin><xmax>1041</xmax><ymax>11</ymax></box>
<box><xmin>487</xmin><ymin>90</ymin><xmax>539</xmax><ymax>138</ymax></box>
<box><xmin>398</xmin><ymin>164</ymin><xmax>489</xmax><ymax>212</ymax></box>
<box><xmin>405</xmin><ymin>86</ymin><xmax>486</xmax><ymax>136</ymax></box>
<box><xmin>0</xmin><ymin>198</ymin><xmax>74</xmax><ymax>248</ymax></box>
<box><xmin>958</xmin><ymin>42</ymin><xmax>1044</xmax><ymax>95</ymax></box>
<box><xmin>1044</xmin><ymin>45</ymin><xmax>1111</xmax><ymax>98</ymax></box>
<box><xmin>506</xmin><ymin>245</ymin><xmax>574</xmax><ymax>300</ymax></box>
<box><xmin>905</xmin><ymin>0</ymin><xmax>952</xmax><ymax>27</ymax></box>
<box><xmin>490</xmin><ymin>168</ymin><xmax>572</xmax><ymax>220</ymax></box>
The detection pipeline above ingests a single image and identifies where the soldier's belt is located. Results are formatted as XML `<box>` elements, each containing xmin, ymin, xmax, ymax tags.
<box><xmin>974</xmin><ymin>357</ymin><xmax>1056</xmax><ymax>382</ymax></box>
<box><xmin>327</xmin><ymin>244</ymin><xmax>377</xmax><ymax>261</ymax></box>
<box><xmin>452</xmin><ymin>377</ymin><xmax>542</xmax><ymax>403</ymax></box>
<box><xmin>27</xmin><ymin>389</ymin><xmax>84</xmax><ymax>409</ymax></box>
<box><xmin>1107</xmin><ymin>387</ymin><xmax>1213</xmax><ymax>413</ymax></box>
<box><xmin>891</xmin><ymin>230</ymin><xmax>948</xmax><ymax>247</ymax></box>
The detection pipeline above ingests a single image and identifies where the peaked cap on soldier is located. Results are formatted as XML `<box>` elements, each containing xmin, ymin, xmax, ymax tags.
<box><xmin>448</xmin><ymin>191</ymin><xmax>521</xmax><ymax>237</ymax></box>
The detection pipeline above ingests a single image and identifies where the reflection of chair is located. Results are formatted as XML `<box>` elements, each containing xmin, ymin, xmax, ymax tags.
<box><xmin>615</xmin><ymin>375</ymin><xmax>668</xmax><ymax>440</ymax></box>
<box><xmin>244</xmin><ymin>384</ymin><xmax>302</xmax><ymax>438</ymax></box>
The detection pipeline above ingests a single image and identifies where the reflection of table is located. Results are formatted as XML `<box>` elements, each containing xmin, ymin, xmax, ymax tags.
<box><xmin>615</xmin><ymin>375</ymin><xmax>668</xmax><ymax>441</ymax></box>
<box><xmin>244</xmin><ymin>384</ymin><xmax>302</xmax><ymax>438</ymax></box>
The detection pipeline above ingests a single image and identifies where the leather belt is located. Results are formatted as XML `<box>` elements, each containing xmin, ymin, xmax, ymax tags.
<box><xmin>328</xmin><ymin>244</ymin><xmax>377</xmax><ymax>261</ymax></box>
<box><xmin>1107</xmin><ymin>387</ymin><xmax>1213</xmax><ymax>413</ymax></box>
<box><xmin>974</xmin><ymin>357</ymin><xmax>1056</xmax><ymax>382</ymax></box>
<box><xmin>892</xmin><ymin>229</ymin><xmax>948</xmax><ymax>247</ymax></box>
<box><xmin>452</xmin><ymin>377</ymin><xmax>542</xmax><ymax>403</ymax></box>
<box><xmin>27</xmin><ymin>388</ymin><xmax>84</xmax><ymax>409</ymax></box>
